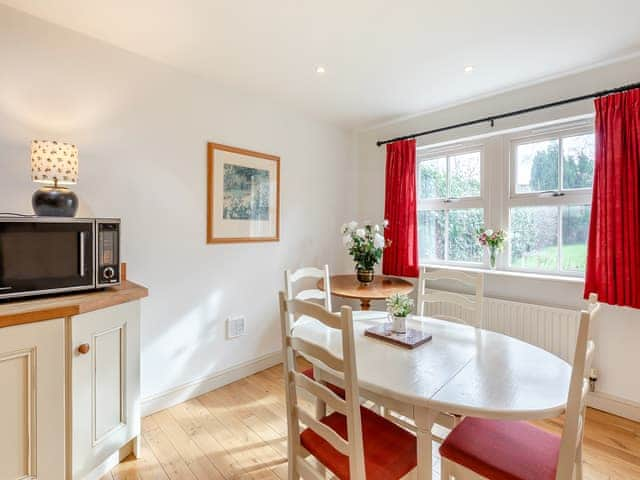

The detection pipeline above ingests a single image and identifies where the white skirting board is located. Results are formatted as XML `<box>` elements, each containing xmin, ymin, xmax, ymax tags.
<box><xmin>141</xmin><ymin>350</ymin><xmax>282</xmax><ymax>416</ymax></box>
<box><xmin>588</xmin><ymin>391</ymin><xmax>640</xmax><ymax>422</ymax></box>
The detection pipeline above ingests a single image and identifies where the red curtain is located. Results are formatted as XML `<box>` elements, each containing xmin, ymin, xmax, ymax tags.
<box><xmin>584</xmin><ymin>88</ymin><xmax>640</xmax><ymax>308</ymax></box>
<box><xmin>383</xmin><ymin>139</ymin><xmax>419</xmax><ymax>278</ymax></box>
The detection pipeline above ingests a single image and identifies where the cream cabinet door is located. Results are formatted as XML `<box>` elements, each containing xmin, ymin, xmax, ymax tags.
<box><xmin>0</xmin><ymin>318</ymin><xmax>65</xmax><ymax>480</ymax></box>
<box><xmin>71</xmin><ymin>301</ymin><xmax>140</xmax><ymax>479</ymax></box>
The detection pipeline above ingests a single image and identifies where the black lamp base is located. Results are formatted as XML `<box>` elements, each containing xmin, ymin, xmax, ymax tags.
<box><xmin>32</xmin><ymin>186</ymin><xmax>78</xmax><ymax>217</ymax></box>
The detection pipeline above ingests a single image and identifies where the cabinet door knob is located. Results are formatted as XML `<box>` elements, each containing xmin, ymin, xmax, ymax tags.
<box><xmin>78</xmin><ymin>343</ymin><xmax>90</xmax><ymax>354</ymax></box>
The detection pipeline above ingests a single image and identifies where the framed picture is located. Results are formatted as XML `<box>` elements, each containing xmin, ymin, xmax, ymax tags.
<box><xmin>207</xmin><ymin>142</ymin><xmax>280</xmax><ymax>243</ymax></box>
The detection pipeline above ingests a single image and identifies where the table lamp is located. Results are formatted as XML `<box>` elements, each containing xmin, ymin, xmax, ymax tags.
<box><xmin>31</xmin><ymin>140</ymin><xmax>79</xmax><ymax>217</ymax></box>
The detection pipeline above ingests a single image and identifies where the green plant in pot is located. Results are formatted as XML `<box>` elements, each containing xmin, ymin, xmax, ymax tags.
<box><xmin>342</xmin><ymin>220</ymin><xmax>390</xmax><ymax>285</ymax></box>
<box><xmin>386</xmin><ymin>293</ymin><xmax>414</xmax><ymax>334</ymax></box>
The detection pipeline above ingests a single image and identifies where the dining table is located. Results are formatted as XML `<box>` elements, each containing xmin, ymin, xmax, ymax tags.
<box><xmin>292</xmin><ymin>310</ymin><xmax>572</xmax><ymax>480</ymax></box>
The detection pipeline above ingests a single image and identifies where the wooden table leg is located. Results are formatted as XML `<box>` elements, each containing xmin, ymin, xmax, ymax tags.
<box><xmin>414</xmin><ymin>406</ymin><xmax>439</xmax><ymax>480</ymax></box>
<box><xmin>360</xmin><ymin>298</ymin><xmax>371</xmax><ymax>310</ymax></box>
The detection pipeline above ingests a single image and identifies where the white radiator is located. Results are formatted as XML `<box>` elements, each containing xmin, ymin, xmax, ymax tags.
<box><xmin>426</xmin><ymin>294</ymin><xmax>580</xmax><ymax>364</ymax></box>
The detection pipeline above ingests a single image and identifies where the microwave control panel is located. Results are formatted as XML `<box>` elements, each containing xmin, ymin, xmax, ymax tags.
<box><xmin>97</xmin><ymin>221</ymin><xmax>120</xmax><ymax>286</ymax></box>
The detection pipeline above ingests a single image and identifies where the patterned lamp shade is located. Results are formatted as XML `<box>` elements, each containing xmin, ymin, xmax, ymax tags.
<box><xmin>31</xmin><ymin>140</ymin><xmax>79</xmax><ymax>185</ymax></box>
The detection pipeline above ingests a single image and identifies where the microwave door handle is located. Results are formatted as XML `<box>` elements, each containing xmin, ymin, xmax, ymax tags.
<box><xmin>79</xmin><ymin>231</ymin><xmax>86</xmax><ymax>277</ymax></box>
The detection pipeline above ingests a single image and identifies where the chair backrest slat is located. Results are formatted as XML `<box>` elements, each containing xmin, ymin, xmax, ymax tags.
<box><xmin>297</xmin><ymin>407</ymin><xmax>350</xmax><ymax>455</ymax></box>
<box><xmin>285</xmin><ymin>265</ymin><xmax>332</xmax><ymax>311</ymax></box>
<box><xmin>279</xmin><ymin>292</ymin><xmax>366</xmax><ymax>479</ymax></box>
<box><xmin>555</xmin><ymin>293</ymin><xmax>599</xmax><ymax>480</ymax></box>
<box><xmin>288</xmin><ymin>337</ymin><xmax>344</xmax><ymax>372</ymax></box>
<box><xmin>417</xmin><ymin>267</ymin><xmax>484</xmax><ymax>327</ymax></box>
<box><xmin>292</xmin><ymin>371</ymin><xmax>347</xmax><ymax>415</ymax></box>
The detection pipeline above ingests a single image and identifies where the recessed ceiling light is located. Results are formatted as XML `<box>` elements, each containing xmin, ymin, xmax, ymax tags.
<box><xmin>316</xmin><ymin>66</ymin><xmax>326</xmax><ymax>74</ymax></box>
<box><xmin>464</xmin><ymin>65</ymin><xmax>474</xmax><ymax>73</ymax></box>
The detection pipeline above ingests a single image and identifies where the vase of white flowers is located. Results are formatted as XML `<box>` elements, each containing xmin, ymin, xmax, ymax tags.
<box><xmin>341</xmin><ymin>220</ymin><xmax>390</xmax><ymax>285</ymax></box>
<box><xmin>386</xmin><ymin>293</ymin><xmax>414</xmax><ymax>334</ymax></box>
<box><xmin>477</xmin><ymin>227</ymin><xmax>508</xmax><ymax>269</ymax></box>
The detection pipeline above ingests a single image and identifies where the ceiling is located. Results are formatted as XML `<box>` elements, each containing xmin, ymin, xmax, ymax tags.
<box><xmin>3</xmin><ymin>0</ymin><xmax>640</xmax><ymax>128</ymax></box>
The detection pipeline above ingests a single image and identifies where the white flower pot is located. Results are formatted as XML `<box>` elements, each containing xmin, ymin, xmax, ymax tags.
<box><xmin>391</xmin><ymin>315</ymin><xmax>407</xmax><ymax>334</ymax></box>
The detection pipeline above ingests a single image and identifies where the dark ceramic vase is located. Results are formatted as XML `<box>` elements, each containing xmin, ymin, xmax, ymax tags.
<box><xmin>356</xmin><ymin>269</ymin><xmax>374</xmax><ymax>285</ymax></box>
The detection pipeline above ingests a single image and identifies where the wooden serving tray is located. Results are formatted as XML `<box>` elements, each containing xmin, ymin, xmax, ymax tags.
<box><xmin>364</xmin><ymin>323</ymin><xmax>432</xmax><ymax>349</ymax></box>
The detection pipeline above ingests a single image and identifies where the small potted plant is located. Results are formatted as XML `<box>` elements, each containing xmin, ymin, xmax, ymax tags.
<box><xmin>341</xmin><ymin>220</ymin><xmax>390</xmax><ymax>284</ymax></box>
<box><xmin>386</xmin><ymin>293</ymin><xmax>414</xmax><ymax>334</ymax></box>
<box><xmin>477</xmin><ymin>227</ymin><xmax>508</xmax><ymax>269</ymax></box>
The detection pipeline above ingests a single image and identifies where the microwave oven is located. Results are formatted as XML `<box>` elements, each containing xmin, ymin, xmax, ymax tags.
<box><xmin>0</xmin><ymin>217</ymin><xmax>121</xmax><ymax>300</ymax></box>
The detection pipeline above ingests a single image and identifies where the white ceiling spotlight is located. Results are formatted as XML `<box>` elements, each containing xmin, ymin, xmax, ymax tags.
<box><xmin>315</xmin><ymin>65</ymin><xmax>326</xmax><ymax>74</ymax></box>
<box><xmin>464</xmin><ymin>65</ymin><xmax>474</xmax><ymax>74</ymax></box>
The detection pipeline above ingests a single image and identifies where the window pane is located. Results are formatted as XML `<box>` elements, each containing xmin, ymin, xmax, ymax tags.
<box><xmin>562</xmin><ymin>205</ymin><xmax>591</xmax><ymax>271</ymax></box>
<box><xmin>449</xmin><ymin>152</ymin><xmax>481</xmax><ymax>198</ymax></box>
<box><xmin>515</xmin><ymin>140</ymin><xmax>559</xmax><ymax>193</ymax></box>
<box><xmin>419</xmin><ymin>157</ymin><xmax>446</xmax><ymax>199</ymax></box>
<box><xmin>562</xmin><ymin>134</ymin><xmax>595</xmax><ymax>190</ymax></box>
<box><xmin>418</xmin><ymin>210</ymin><xmax>445</xmax><ymax>260</ymax></box>
<box><xmin>448</xmin><ymin>209</ymin><xmax>483</xmax><ymax>262</ymax></box>
<box><xmin>510</xmin><ymin>206</ymin><xmax>559</xmax><ymax>270</ymax></box>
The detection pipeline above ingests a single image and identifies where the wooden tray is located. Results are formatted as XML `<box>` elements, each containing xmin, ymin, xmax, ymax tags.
<box><xmin>364</xmin><ymin>323</ymin><xmax>432</xmax><ymax>349</ymax></box>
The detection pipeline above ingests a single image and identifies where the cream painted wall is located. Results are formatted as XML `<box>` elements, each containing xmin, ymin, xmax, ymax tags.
<box><xmin>0</xmin><ymin>5</ymin><xmax>357</xmax><ymax>400</ymax></box>
<box><xmin>355</xmin><ymin>56</ymin><xmax>640</xmax><ymax>407</ymax></box>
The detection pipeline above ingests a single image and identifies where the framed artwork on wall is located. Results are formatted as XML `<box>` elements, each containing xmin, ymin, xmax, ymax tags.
<box><xmin>207</xmin><ymin>142</ymin><xmax>280</xmax><ymax>243</ymax></box>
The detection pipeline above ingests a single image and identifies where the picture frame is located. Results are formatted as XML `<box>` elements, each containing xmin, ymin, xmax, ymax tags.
<box><xmin>207</xmin><ymin>142</ymin><xmax>280</xmax><ymax>243</ymax></box>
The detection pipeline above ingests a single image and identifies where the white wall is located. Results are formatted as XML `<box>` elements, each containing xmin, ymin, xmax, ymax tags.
<box><xmin>0</xmin><ymin>5</ymin><xmax>357</xmax><ymax>401</ymax></box>
<box><xmin>355</xmin><ymin>56</ymin><xmax>640</xmax><ymax>410</ymax></box>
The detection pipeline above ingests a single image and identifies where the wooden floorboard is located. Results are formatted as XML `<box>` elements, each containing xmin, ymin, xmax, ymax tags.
<box><xmin>114</xmin><ymin>361</ymin><xmax>640</xmax><ymax>479</ymax></box>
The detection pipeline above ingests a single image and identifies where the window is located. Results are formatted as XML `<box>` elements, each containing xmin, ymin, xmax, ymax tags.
<box><xmin>416</xmin><ymin>119</ymin><xmax>594</xmax><ymax>276</ymax></box>
<box><xmin>417</xmin><ymin>147</ymin><xmax>485</xmax><ymax>264</ymax></box>
<box><xmin>508</xmin><ymin>128</ymin><xmax>594</xmax><ymax>274</ymax></box>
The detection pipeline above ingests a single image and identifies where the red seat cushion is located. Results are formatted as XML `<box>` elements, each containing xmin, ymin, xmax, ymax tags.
<box><xmin>439</xmin><ymin>417</ymin><xmax>561</xmax><ymax>480</ymax></box>
<box><xmin>300</xmin><ymin>406</ymin><xmax>417</xmax><ymax>480</ymax></box>
<box><xmin>302</xmin><ymin>367</ymin><xmax>346</xmax><ymax>398</ymax></box>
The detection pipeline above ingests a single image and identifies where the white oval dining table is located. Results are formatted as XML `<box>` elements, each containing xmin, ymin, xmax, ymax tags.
<box><xmin>292</xmin><ymin>310</ymin><xmax>572</xmax><ymax>480</ymax></box>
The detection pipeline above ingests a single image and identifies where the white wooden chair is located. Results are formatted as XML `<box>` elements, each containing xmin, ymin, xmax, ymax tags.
<box><xmin>284</xmin><ymin>265</ymin><xmax>332</xmax><ymax>312</ymax></box>
<box><xmin>439</xmin><ymin>294</ymin><xmax>599</xmax><ymax>480</ymax></box>
<box><xmin>278</xmin><ymin>292</ymin><xmax>417</xmax><ymax>480</ymax></box>
<box><xmin>417</xmin><ymin>267</ymin><xmax>484</xmax><ymax>328</ymax></box>
<box><xmin>285</xmin><ymin>266</ymin><xmax>341</xmax><ymax>418</ymax></box>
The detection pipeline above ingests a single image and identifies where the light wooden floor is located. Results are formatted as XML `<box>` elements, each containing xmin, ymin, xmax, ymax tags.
<box><xmin>105</xmin><ymin>362</ymin><xmax>640</xmax><ymax>479</ymax></box>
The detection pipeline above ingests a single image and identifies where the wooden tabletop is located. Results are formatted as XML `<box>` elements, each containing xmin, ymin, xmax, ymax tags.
<box><xmin>0</xmin><ymin>281</ymin><xmax>149</xmax><ymax>329</ymax></box>
<box><xmin>318</xmin><ymin>274</ymin><xmax>414</xmax><ymax>310</ymax></box>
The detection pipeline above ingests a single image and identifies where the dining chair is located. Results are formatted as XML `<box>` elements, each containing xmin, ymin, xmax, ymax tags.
<box><xmin>278</xmin><ymin>292</ymin><xmax>418</xmax><ymax>480</ymax></box>
<box><xmin>439</xmin><ymin>293</ymin><xmax>599</xmax><ymax>480</ymax></box>
<box><xmin>416</xmin><ymin>267</ymin><xmax>484</xmax><ymax>328</ymax></box>
<box><xmin>284</xmin><ymin>265</ymin><xmax>343</xmax><ymax>417</ymax></box>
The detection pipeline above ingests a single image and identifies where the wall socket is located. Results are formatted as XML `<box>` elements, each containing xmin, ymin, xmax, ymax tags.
<box><xmin>227</xmin><ymin>316</ymin><xmax>246</xmax><ymax>339</ymax></box>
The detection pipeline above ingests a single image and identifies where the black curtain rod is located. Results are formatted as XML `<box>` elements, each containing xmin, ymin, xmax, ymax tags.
<box><xmin>376</xmin><ymin>81</ymin><xmax>640</xmax><ymax>147</ymax></box>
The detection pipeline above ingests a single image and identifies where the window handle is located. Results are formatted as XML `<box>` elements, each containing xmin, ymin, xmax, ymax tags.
<box><xmin>442</xmin><ymin>198</ymin><xmax>460</xmax><ymax>204</ymax></box>
<box><xmin>538</xmin><ymin>191</ymin><xmax>565</xmax><ymax>198</ymax></box>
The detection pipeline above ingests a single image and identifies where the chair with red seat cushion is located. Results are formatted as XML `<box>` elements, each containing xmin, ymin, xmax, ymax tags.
<box><xmin>439</xmin><ymin>294</ymin><xmax>600</xmax><ymax>480</ymax></box>
<box><xmin>440</xmin><ymin>418</ymin><xmax>560</xmax><ymax>480</ymax></box>
<box><xmin>301</xmin><ymin>367</ymin><xmax>346</xmax><ymax>399</ymax></box>
<box><xmin>300</xmin><ymin>405</ymin><xmax>417</xmax><ymax>479</ymax></box>
<box><xmin>279</xmin><ymin>292</ymin><xmax>417</xmax><ymax>480</ymax></box>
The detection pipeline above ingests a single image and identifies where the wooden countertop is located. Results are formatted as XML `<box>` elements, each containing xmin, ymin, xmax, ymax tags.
<box><xmin>0</xmin><ymin>281</ymin><xmax>149</xmax><ymax>329</ymax></box>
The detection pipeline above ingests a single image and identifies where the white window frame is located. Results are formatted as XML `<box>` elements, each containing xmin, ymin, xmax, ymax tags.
<box><xmin>504</xmin><ymin>123</ymin><xmax>594</xmax><ymax>276</ymax></box>
<box><xmin>416</xmin><ymin>117</ymin><xmax>594</xmax><ymax>277</ymax></box>
<box><xmin>416</xmin><ymin>142</ymin><xmax>487</xmax><ymax>267</ymax></box>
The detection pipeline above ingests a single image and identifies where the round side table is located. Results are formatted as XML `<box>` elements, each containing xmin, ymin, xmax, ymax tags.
<box><xmin>318</xmin><ymin>274</ymin><xmax>414</xmax><ymax>310</ymax></box>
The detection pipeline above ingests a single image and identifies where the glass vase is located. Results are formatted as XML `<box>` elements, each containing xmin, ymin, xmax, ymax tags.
<box><xmin>489</xmin><ymin>246</ymin><xmax>497</xmax><ymax>269</ymax></box>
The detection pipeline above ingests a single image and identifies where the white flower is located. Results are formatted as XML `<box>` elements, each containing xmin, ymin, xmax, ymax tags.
<box><xmin>342</xmin><ymin>235</ymin><xmax>353</xmax><ymax>248</ymax></box>
<box><xmin>374</xmin><ymin>233</ymin><xmax>385</xmax><ymax>249</ymax></box>
<box><xmin>374</xmin><ymin>224</ymin><xmax>380</xmax><ymax>232</ymax></box>
<box><xmin>485</xmin><ymin>229</ymin><xmax>494</xmax><ymax>236</ymax></box>
<box><xmin>355</xmin><ymin>228</ymin><xmax>366</xmax><ymax>239</ymax></box>
<box><xmin>340</xmin><ymin>223</ymin><xmax>349</xmax><ymax>235</ymax></box>
<box><xmin>383</xmin><ymin>219</ymin><xmax>389</xmax><ymax>228</ymax></box>
<box><xmin>348</xmin><ymin>221</ymin><xmax>358</xmax><ymax>231</ymax></box>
